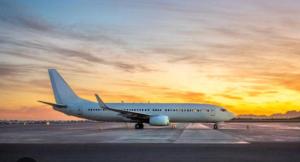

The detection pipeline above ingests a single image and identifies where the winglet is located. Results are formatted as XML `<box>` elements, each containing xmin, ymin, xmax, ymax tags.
<box><xmin>95</xmin><ymin>94</ymin><xmax>108</xmax><ymax>109</ymax></box>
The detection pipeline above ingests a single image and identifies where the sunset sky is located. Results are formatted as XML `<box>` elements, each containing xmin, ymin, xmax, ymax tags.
<box><xmin>1</xmin><ymin>0</ymin><xmax>300</xmax><ymax>120</ymax></box>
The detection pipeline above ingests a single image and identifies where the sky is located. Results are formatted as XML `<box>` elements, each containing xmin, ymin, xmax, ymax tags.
<box><xmin>0</xmin><ymin>0</ymin><xmax>300</xmax><ymax>120</ymax></box>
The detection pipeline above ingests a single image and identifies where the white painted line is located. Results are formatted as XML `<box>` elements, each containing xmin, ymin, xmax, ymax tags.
<box><xmin>174</xmin><ymin>125</ymin><xmax>250</xmax><ymax>144</ymax></box>
<box><xmin>185</xmin><ymin>123</ymin><xmax>210</xmax><ymax>129</ymax></box>
<box><xmin>174</xmin><ymin>141</ymin><xmax>250</xmax><ymax>144</ymax></box>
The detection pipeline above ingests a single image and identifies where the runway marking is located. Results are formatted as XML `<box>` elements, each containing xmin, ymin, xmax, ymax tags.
<box><xmin>3</xmin><ymin>122</ymin><xmax>300</xmax><ymax>143</ymax></box>
<box><xmin>175</xmin><ymin>124</ymin><xmax>249</xmax><ymax>144</ymax></box>
<box><xmin>185</xmin><ymin>123</ymin><xmax>210</xmax><ymax>129</ymax></box>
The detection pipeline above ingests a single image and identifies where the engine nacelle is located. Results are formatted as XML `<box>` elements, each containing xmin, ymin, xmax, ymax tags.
<box><xmin>149</xmin><ymin>115</ymin><xmax>170</xmax><ymax>126</ymax></box>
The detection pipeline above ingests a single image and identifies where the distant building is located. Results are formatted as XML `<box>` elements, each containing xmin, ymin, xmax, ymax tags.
<box><xmin>238</xmin><ymin>110</ymin><xmax>300</xmax><ymax>119</ymax></box>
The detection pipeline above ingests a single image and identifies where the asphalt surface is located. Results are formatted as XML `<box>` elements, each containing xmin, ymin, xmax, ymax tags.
<box><xmin>1</xmin><ymin>143</ymin><xmax>300</xmax><ymax>162</ymax></box>
<box><xmin>0</xmin><ymin>122</ymin><xmax>300</xmax><ymax>162</ymax></box>
<box><xmin>1</xmin><ymin>122</ymin><xmax>300</xmax><ymax>143</ymax></box>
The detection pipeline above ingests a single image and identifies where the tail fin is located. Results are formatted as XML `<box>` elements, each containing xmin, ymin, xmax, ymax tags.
<box><xmin>48</xmin><ymin>69</ymin><xmax>79</xmax><ymax>104</ymax></box>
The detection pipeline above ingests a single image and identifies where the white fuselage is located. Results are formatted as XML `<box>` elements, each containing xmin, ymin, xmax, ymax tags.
<box><xmin>56</xmin><ymin>99</ymin><xmax>235</xmax><ymax>123</ymax></box>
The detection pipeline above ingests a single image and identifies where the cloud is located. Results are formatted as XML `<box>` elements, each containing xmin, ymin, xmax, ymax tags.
<box><xmin>247</xmin><ymin>90</ymin><xmax>278</xmax><ymax>97</ymax></box>
<box><xmin>217</xmin><ymin>94</ymin><xmax>243</xmax><ymax>100</ymax></box>
<box><xmin>112</xmin><ymin>79</ymin><xmax>171</xmax><ymax>91</ymax></box>
<box><xmin>0</xmin><ymin>1</ymin><xmax>128</xmax><ymax>45</ymax></box>
<box><xmin>0</xmin><ymin>1</ymin><xmax>156</xmax><ymax>73</ymax></box>
<box><xmin>0</xmin><ymin>7</ymin><xmax>154</xmax><ymax>73</ymax></box>
<box><xmin>0</xmin><ymin>1</ymin><xmax>53</xmax><ymax>32</ymax></box>
<box><xmin>0</xmin><ymin>64</ymin><xmax>21</xmax><ymax>77</ymax></box>
<box><xmin>0</xmin><ymin>63</ymin><xmax>51</xmax><ymax>93</ymax></box>
<box><xmin>255</xmin><ymin>72</ymin><xmax>300</xmax><ymax>92</ymax></box>
<box><xmin>0</xmin><ymin>39</ymin><xmax>154</xmax><ymax>72</ymax></box>
<box><xmin>28</xmin><ymin>79</ymin><xmax>51</xmax><ymax>89</ymax></box>
<box><xmin>0</xmin><ymin>63</ymin><xmax>43</xmax><ymax>78</ymax></box>
<box><xmin>161</xmin><ymin>91</ymin><xmax>207</xmax><ymax>103</ymax></box>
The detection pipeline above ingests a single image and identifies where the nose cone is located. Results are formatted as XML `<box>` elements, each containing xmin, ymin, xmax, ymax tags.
<box><xmin>228</xmin><ymin>112</ymin><xmax>236</xmax><ymax>120</ymax></box>
<box><xmin>216</xmin><ymin>109</ymin><xmax>236</xmax><ymax>121</ymax></box>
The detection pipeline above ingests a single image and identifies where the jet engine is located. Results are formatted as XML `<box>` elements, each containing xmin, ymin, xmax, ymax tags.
<box><xmin>149</xmin><ymin>115</ymin><xmax>170</xmax><ymax>126</ymax></box>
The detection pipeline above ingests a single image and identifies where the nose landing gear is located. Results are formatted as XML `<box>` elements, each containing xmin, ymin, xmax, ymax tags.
<box><xmin>213</xmin><ymin>123</ymin><xmax>219</xmax><ymax>129</ymax></box>
<box><xmin>135</xmin><ymin>123</ymin><xmax>144</xmax><ymax>129</ymax></box>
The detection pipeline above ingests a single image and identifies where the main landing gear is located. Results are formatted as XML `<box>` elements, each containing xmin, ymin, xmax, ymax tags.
<box><xmin>135</xmin><ymin>123</ymin><xmax>144</xmax><ymax>129</ymax></box>
<box><xmin>213</xmin><ymin>123</ymin><xmax>219</xmax><ymax>130</ymax></box>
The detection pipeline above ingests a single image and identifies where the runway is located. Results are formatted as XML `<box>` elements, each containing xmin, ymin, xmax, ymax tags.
<box><xmin>1</xmin><ymin>122</ymin><xmax>300</xmax><ymax>143</ymax></box>
<box><xmin>1</xmin><ymin>122</ymin><xmax>300</xmax><ymax>162</ymax></box>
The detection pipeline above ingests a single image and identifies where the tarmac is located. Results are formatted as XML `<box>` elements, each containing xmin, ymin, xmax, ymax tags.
<box><xmin>0</xmin><ymin>122</ymin><xmax>300</xmax><ymax>143</ymax></box>
<box><xmin>0</xmin><ymin>122</ymin><xmax>300</xmax><ymax>162</ymax></box>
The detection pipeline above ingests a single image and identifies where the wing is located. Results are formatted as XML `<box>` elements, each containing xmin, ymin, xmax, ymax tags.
<box><xmin>95</xmin><ymin>94</ymin><xmax>149</xmax><ymax>121</ymax></box>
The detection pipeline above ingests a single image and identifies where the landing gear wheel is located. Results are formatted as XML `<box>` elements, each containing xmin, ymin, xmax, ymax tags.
<box><xmin>135</xmin><ymin>124</ymin><xmax>139</xmax><ymax>129</ymax></box>
<box><xmin>135</xmin><ymin>123</ymin><xmax>144</xmax><ymax>129</ymax></box>
<box><xmin>213</xmin><ymin>123</ymin><xmax>218</xmax><ymax>130</ymax></box>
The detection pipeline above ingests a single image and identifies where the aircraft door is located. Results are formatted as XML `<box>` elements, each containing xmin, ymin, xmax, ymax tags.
<box><xmin>210</xmin><ymin>108</ymin><xmax>216</xmax><ymax>117</ymax></box>
<box><xmin>77</xmin><ymin>108</ymin><xmax>82</xmax><ymax>115</ymax></box>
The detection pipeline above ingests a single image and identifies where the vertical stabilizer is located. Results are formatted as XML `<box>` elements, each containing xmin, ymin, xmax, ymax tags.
<box><xmin>48</xmin><ymin>69</ymin><xmax>79</xmax><ymax>104</ymax></box>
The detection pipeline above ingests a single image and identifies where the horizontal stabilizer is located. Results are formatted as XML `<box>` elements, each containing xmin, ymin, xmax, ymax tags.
<box><xmin>38</xmin><ymin>101</ymin><xmax>67</xmax><ymax>108</ymax></box>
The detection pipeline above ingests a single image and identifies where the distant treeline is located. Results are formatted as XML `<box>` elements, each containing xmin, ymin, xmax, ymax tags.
<box><xmin>0</xmin><ymin>120</ymin><xmax>97</xmax><ymax>125</ymax></box>
<box><xmin>229</xmin><ymin>117</ymin><xmax>300</xmax><ymax>122</ymax></box>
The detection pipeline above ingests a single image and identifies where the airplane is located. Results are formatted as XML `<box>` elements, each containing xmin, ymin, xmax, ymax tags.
<box><xmin>39</xmin><ymin>69</ymin><xmax>235</xmax><ymax>129</ymax></box>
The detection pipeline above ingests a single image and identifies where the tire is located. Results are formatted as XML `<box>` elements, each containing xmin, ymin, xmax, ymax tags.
<box><xmin>213</xmin><ymin>123</ymin><xmax>218</xmax><ymax>129</ymax></box>
<box><xmin>135</xmin><ymin>123</ymin><xmax>140</xmax><ymax>129</ymax></box>
<box><xmin>135</xmin><ymin>123</ymin><xmax>144</xmax><ymax>129</ymax></box>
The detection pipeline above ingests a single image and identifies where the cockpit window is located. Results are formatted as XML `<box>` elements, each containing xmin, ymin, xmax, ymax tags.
<box><xmin>220</xmin><ymin>108</ymin><xmax>227</xmax><ymax>112</ymax></box>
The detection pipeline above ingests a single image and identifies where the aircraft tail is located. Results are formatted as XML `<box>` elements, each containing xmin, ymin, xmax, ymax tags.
<box><xmin>48</xmin><ymin>69</ymin><xmax>80</xmax><ymax>105</ymax></box>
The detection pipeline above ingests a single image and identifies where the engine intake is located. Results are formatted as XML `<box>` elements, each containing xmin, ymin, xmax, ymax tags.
<box><xmin>149</xmin><ymin>115</ymin><xmax>169</xmax><ymax>126</ymax></box>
